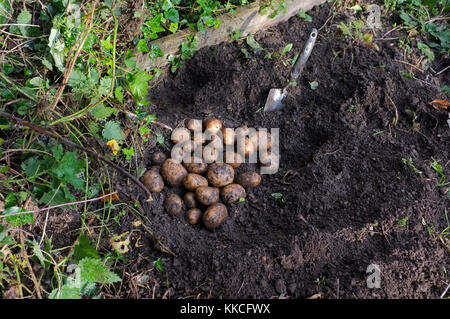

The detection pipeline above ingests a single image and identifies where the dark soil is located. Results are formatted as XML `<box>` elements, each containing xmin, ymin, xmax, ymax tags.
<box><xmin>38</xmin><ymin>3</ymin><xmax>450</xmax><ymax>299</ymax></box>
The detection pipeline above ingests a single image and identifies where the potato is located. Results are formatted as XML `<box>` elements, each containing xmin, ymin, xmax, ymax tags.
<box><xmin>183</xmin><ymin>173</ymin><xmax>208</xmax><ymax>191</ymax></box>
<box><xmin>224</xmin><ymin>151</ymin><xmax>243</xmax><ymax>168</ymax></box>
<box><xmin>249</xmin><ymin>131</ymin><xmax>272</xmax><ymax>151</ymax></box>
<box><xmin>184</xmin><ymin>192</ymin><xmax>197</xmax><ymax>208</ymax></box>
<box><xmin>186</xmin><ymin>208</ymin><xmax>202</xmax><ymax>225</ymax></box>
<box><xmin>164</xmin><ymin>193</ymin><xmax>183</xmax><ymax>215</ymax></box>
<box><xmin>259</xmin><ymin>152</ymin><xmax>277</xmax><ymax>167</ymax></box>
<box><xmin>150</xmin><ymin>165</ymin><xmax>160</xmax><ymax>173</ymax></box>
<box><xmin>235</xmin><ymin>125</ymin><xmax>249</xmax><ymax>138</ymax></box>
<box><xmin>220</xmin><ymin>184</ymin><xmax>246</xmax><ymax>204</ymax></box>
<box><xmin>186</xmin><ymin>119</ymin><xmax>202</xmax><ymax>132</ymax></box>
<box><xmin>206</xmin><ymin>163</ymin><xmax>234</xmax><ymax>187</ymax></box>
<box><xmin>171</xmin><ymin>127</ymin><xmax>191</xmax><ymax>144</ymax></box>
<box><xmin>151</xmin><ymin>152</ymin><xmax>166</xmax><ymax>165</ymax></box>
<box><xmin>143</xmin><ymin>170</ymin><xmax>164</xmax><ymax>193</ymax></box>
<box><xmin>204</xmin><ymin>118</ymin><xmax>222</xmax><ymax>134</ymax></box>
<box><xmin>222</xmin><ymin>128</ymin><xmax>235</xmax><ymax>145</ymax></box>
<box><xmin>202</xmin><ymin>203</ymin><xmax>228</xmax><ymax>230</ymax></box>
<box><xmin>236</xmin><ymin>171</ymin><xmax>262</xmax><ymax>188</ymax></box>
<box><xmin>195</xmin><ymin>186</ymin><xmax>219</xmax><ymax>206</ymax></box>
<box><xmin>192</xmin><ymin>132</ymin><xmax>206</xmax><ymax>146</ymax></box>
<box><xmin>171</xmin><ymin>140</ymin><xmax>195</xmax><ymax>162</ymax></box>
<box><xmin>202</xmin><ymin>145</ymin><xmax>220</xmax><ymax>163</ymax></box>
<box><xmin>183</xmin><ymin>156</ymin><xmax>208</xmax><ymax>174</ymax></box>
<box><xmin>160</xmin><ymin>159</ymin><xmax>188</xmax><ymax>187</ymax></box>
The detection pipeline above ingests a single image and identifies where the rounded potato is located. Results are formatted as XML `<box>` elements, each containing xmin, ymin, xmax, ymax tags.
<box><xmin>195</xmin><ymin>186</ymin><xmax>219</xmax><ymax>206</ymax></box>
<box><xmin>186</xmin><ymin>208</ymin><xmax>202</xmax><ymax>225</ymax></box>
<box><xmin>183</xmin><ymin>173</ymin><xmax>208</xmax><ymax>191</ymax></box>
<box><xmin>206</xmin><ymin>163</ymin><xmax>234</xmax><ymax>187</ymax></box>
<box><xmin>143</xmin><ymin>170</ymin><xmax>164</xmax><ymax>193</ymax></box>
<box><xmin>259</xmin><ymin>152</ymin><xmax>277</xmax><ymax>167</ymax></box>
<box><xmin>151</xmin><ymin>152</ymin><xmax>166</xmax><ymax>165</ymax></box>
<box><xmin>184</xmin><ymin>192</ymin><xmax>197</xmax><ymax>208</ymax></box>
<box><xmin>202</xmin><ymin>145</ymin><xmax>220</xmax><ymax>163</ymax></box>
<box><xmin>164</xmin><ymin>193</ymin><xmax>183</xmax><ymax>215</ymax></box>
<box><xmin>204</xmin><ymin>118</ymin><xmax>222</xmax><ymax>134</ymax></box>
<box><xmin>171</xmin><ymin>127</ymin><xmax>191</xmax><ymax>144</ymax></box>
<box><xmin>221</xmin><ymin>128</ymin><xmax>235</xmax><ymax>145</ymax></box>
<box><xmin>236</xmin><ymin>171</ymin><xmax>262</xmax><ymax>188</ymax></box>
<box><xmin>186</xmin><ymin>119</ymin><xmax>202</xmax><ymax>132</ymax></box>
<box><xmin>224</xmin><ymin>151</ymin><xmax>243</xmax><ymax>169</ymax></box>
<box><xmin>220</xmin><ymin>184</ymin><xmax>246</xmax><ymax>204</ymax></box>
<box><xmin>160</xmin><ymin>159</ymin><xmax>188</xmax><ymax>187</ymax></box>
<box><xmin>183</xmin><ymin>156</ymin><xmax>208</xmax><ymax>174</ymax></box>
<box><xmin>202</xmin><ymin>203</ymin><xmax>228</xmax><ymax>230</ymax></box>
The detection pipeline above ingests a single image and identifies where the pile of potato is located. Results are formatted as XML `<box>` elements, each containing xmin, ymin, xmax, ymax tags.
<box><xmin>142</xmin><ymin>118</ymin><xmax>267</xmax><ymax>230</ymax></box>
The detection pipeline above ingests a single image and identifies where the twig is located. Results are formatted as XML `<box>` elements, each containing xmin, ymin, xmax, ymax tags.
<box><xmin>395</xmin><ymin>59</ymin><xmax>424</xmax><ymax>73</ymax></box>
<box><xmin>435</xmin><ymin>65</ymin><xmax>450</xmax><ymax>76</ymax></box>
<box><xmin>19</xmin><ymin>232</ymin><xmax>43</xmax><ymax>299</ymax></box>
<box><xmin>0</xmin><ymin>111</ymin><xmax>153</xmax><ymax>201</ymax></box>
<box><xmin>386</xmin><ymin>94</ymin><xmax>399</xmax><ymax>126</ymax></box>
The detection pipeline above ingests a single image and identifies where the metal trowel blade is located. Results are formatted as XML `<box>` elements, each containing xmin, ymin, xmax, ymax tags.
<box><xmin>263</xmin><ymin>88</ymin><xmax>285</xmax><ymax>112</ymax></box>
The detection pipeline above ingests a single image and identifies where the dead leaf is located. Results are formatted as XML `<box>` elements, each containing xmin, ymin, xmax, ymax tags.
<box><xmin>100</xmin><ymin>191</ymin><xmax>119</xmax><ymax>203</ymax></box>
<box><xmin>106</xmin><ymin>139</ymin><xmax>120</xmax><ymax>155</ymax></box>
<box><xmin>429</xmin><ymin>99</ymin><xmax>449</xmax><ymax>110</ymax></box>
<box><xmin>110</xmin><ymin>232</ymin><xmax>130</xmax><ymax>254</ymax></box>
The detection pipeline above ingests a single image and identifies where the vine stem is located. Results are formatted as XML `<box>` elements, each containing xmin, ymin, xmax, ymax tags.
<box><xmin>0</xmin><ymin>111</ymin><xmax>153</xmax><ymax>201</ymax></box>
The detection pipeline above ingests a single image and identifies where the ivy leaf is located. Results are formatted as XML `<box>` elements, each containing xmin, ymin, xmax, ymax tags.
<box><xmin>136</xmin><ymin>39</ymin><xmax>149</xmax><ymax>53</ymax></box>
<box><xmin>73</xmin><ymin>234</ymin><xmax>100</xmax><ymax>262</ymax></box>
<box><xmin>127</xmin><ymin>70</ymin><xmax>152</xmax><ymax>99</ymax></box>
<box><xmin>149</xmin><ymin>44</ymin><xmax>164</xmax><ymax>60</ymax></box>
<box><xmin>417</xmin><ymin>42</ymin><xmax>435</xmax><ymax>61</ymax></box>
<box><xmin>102</xmin><ymin>121</ymin><xmax>125</xmax><ymax>143</ymax></box>
<box><xmin>164</xmin><ymin>8</ymin><xmax>179</xmax><ymax>23</ymax></box>
<box><xmin>17</xmin><ymin>10</ymin><xmax>32</xmax><ymax>36</ymax></box>
<box><xmin>79</xmin><ymin>257</ymin><xmax>121</xmax><ymax>284</ymax></box>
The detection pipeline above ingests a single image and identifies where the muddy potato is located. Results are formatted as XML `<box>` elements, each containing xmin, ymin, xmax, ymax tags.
<box><xmin>220</xmin><ymin>184</ymin><xmax>246</xmax><ymax>204</ymax></box>
<box><xmin>150</xmin><ymin>165</ymin><xmax>160</xmax><ymax>173</ymax></box>
<box><xmin>202</xmin><ymin>203</ymin><xmax>228</xmax><ymax>230</ymax></box>
<box><xmin>151</xmin><ymin>152</ymin><xmax>166</xmax><ymax>165</ymax></box>
<box><xmin>186</xmin><ymin>208</ymin><xmax>202</xmax><ymax>225</ymax></box>
<box><xmin>235</xmin><ymin>125</ymin><xmax>249</xmax><ymax>138</ymax></box>
<box><xmin>183</xmin><ymin>173</ymin><xmax>208</xmax><ymax>191</ymax></box>
<box><xmin>186</xmin><ymin>119</ymin><xmax>202</xmax><ymax>132</ymax></box>
<box><xmin>192</xmin><ymin>132</ymin><xmax>206</xmax><ymax>147</ymax></box>
<box><xmin>202</xmin><ymin>145</ymin><xmax>220</xmax><ymax>163</ymax></box>
<box><xmin>221</xmin><ymin>128</ymin><xmax>235</xmax><ymax>145</ymax></box>
<box><xmin>206</xmin><ymin>163</ymin><xmax>234</xmax><ymax>187</ymax></box>
<box><xmin>204</xmin><ymin>118</ymin><xmax>222</xmax><ymax>134</ymax></box>
<box><xmin>195</xmin><ymin>186</ymin><xmax>220</xmax><ymax>206</ymax></box>
<box><xmin>237</xmin><ymin>137</ymin><xmax>255</xmax><ymax>157</ymax></box>
<box><xmin>224</xmin><ymin>151</ymin><xmax>243</xmax><ymax>169</ymax></box>
<box><xmin>143</xmin><ymin>170</ymin><xmax>164</xmax><ymax>193</ymax></box>
<box><xmin>164</xmin><ymin>193</ymin><xmax>183</xmax><ymax>215</ymax></box>
<box><xmin>236</xmin><ymin>171</ymin><xmax>262</xmax><ymax>188</ymax></box>
<box><xmin>183</xmin><ymin>156</ymin><xmax>208</xmax><ymax>174</ymax></box>
<box><xmin>160</xmin><ymin>158</ymin><xmax>188</xmax><ymax>187</ymax></box>
<box><xmin>171</xmin><ymin>127</ymin><xmax>191</xmax><ymax>144</ymax></box>
<box><xmin>259</xmin><ymin>151</ymin><xmax>277</xmax><ymax>167</ymax></box>
<box><xmin>184</xmin><ymin>192</ymin><xmax>197</xmax><ymax>208</ymax></box>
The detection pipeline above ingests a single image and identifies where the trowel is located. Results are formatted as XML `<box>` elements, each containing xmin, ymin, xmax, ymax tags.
<box><xmin>264</xmin><ymin>28</ymin><xmax>318</xmax><ymax>112</ymax></box>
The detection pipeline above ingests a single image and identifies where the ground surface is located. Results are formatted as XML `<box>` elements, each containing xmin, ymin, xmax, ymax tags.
<box><xmin>31</xmin><ymin>2</ymin><xmax>450</xmax><ymax>298</ymax></box>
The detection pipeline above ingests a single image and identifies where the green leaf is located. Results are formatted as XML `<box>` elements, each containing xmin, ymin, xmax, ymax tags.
<box><xmin>136</xmin><ymin>39</ymin><xmax>149</xmax><ymax>53</ymax></box>
<box><xmin>90</xmin><ymin>104</ymin><xmax>114</xmax><ymax>120</ymax></box>
<box><xmin>281</xmin><ymin>43</ymin><xmax>293</xmax><ymax>57</ymax></box>
<box><xmin>98</xmin><ymin>77</ymin><xmax>112</xmax><ymax>96</ymax></box>
<box><xmin>417</xmin><ymin>42</ymin><xmax>435</xmax><ymax>61</ymax></box>
<box><xmin>5</xmin><ymin>192</ymin><xmax>16</xmax><ymax>209</ymax></box>
<box><xmin>102</xmin><ymin>121</ymin><xmax>125</xmax><ymax>143</ymax></box>
<box><xmin>73</xmin><ymin>234</ymin><xmax>100</xmax><ymax>262</ymax></box>
<box><xmin>169</xmin><ymin>22</ymin><xmax>178</xmax><ymax>33</ymax></box>
<box><xmin>127</xmin><ymin>70</ymin><xmax>152</xmax><ymax>99</ymax></box>
<box><xmin>115</xmin><ymin>86</ymin><xmax>123</xmax><ymax>103</ymax></box>
<box><xmin>3</xmin><ymin>206</ymin><xmax>34</xmax><ymax>227</ymax></box>
<box><xmin>149</xmin><ymin>44</ymin><xmax>164</xmax><ymax>60</ymax></box>
<box><xmin>49</xmin><ymin>285</ymin><xmax>81</xmax><ymax>299</ymax></box>
<box><xmin>79</xmin><ymin>257</ymin><xmax>121</xmax><ymax>284</ymax></box>
<box><xmin>67</xmin><ymin>69</ymin><xmax>87</xmax><ymax>89</ymax></box>
<box><xmin>153</xmin><ymin>258</ymin><xmax>163</xmax><ymax>272</ymax></box>
<box><xmin>52</xmin><ymin>151</ymin><xmax>85</xmax><ymax>190</ymax></box>
<box><xmin>298</xmin><ymin>9</ymin><xmax>312</xmax><ymax>22</ymax></box>
<box><xmin>31</xmin><ymin>240</ymin><xmax>47</xmax><ymax>267</ymax></box>
<box><xmin>17</xmin><ymin>10</ymin><xmax>32</xmax><ymax>36</ymax></box>
<box><xmin>246</xmin><ymin>34</ymin><xmax>263</xmax><ymax>53</ymax></box>
<box><xmin>309</xmin><ymin>81</ymin><xmax>319</xmax><ymax>90</ymax></box>
<box><xmin>0</xmin><ymin>0</ymin><xmax>13</xmax><ymax>24</ymax></box>
<box><xmin>122</xmin><ymin>147</ymin><xmax>135</xmax><ymax>160</ymax></box>
<box><xmin>164</xmin><ymin>8</ymin><xmax>179</xmax><ymax>23</ymax></box>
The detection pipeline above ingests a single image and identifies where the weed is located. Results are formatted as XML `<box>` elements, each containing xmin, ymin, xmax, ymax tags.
<box><xmin>402</xmin><ymin>157</ymin><xmax>423</xmax><ymax>174</ymax></box>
